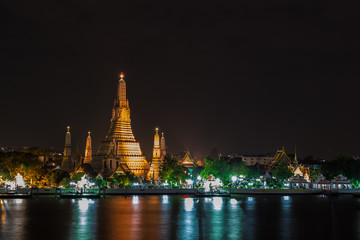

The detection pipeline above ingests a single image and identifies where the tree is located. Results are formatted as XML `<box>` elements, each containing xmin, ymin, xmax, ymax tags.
<box><xmin>47</xmin><ymin>169</ymin><xmax>70</xmax><ymax>187</ymax></box>
<box><xmin>272</xmin><ymin>162</ymin><xmax>293</xmax><ymax>181</ymax></box>
<box><xmin>200</xmin><ymin>156</ymin><xmax>231</xmax><ymax>184</ymax></box>
<box><xmin>247</xmin><ymin>166</ymin><xmax>260</xmax><ymax>179</ymax></box>
<box><xmin>0</xmin><ymin>151</ymin><xmax>43</xmax><ymax>186</ymax></box>
<box><xmin>310</xmin><ymin>166</ymin><xmax>322</xmax><ymax>180</ymax></box>
<box><xmin>322</xmin><ymin>155</ymin><xmax>360</xmax><ymax>180</ymax></box>
<box><xmin>0</xmin><ymin>166</ymin><xmax>12</xmax><ymax>184</ymax></box>
<box><xmin>70</xmin><ymin>172</ymin><xmax>86</xmax><ymax>182</ymax></box>
<box><xmin>159</xmin><ymin>154</ymin><xmax>185</xmax><ymax>184</ymax></box>
<box><xmin>230</xmin><ymin>161</ymin><xmax>248</xmax><ymax>177</ymax></box>
<box><xmin>112</xmin><ymin>171</ymin><xmax>137</xmax><ymax>188</ymax></box>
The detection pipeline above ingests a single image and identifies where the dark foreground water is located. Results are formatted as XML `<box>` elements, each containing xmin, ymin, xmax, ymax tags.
<box><xmin>1</xmin><ymin>195</ymin><xmax>359</xmax><ymax>240</ymax></box>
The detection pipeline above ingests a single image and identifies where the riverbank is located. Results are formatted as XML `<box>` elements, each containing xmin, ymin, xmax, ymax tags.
<box><xmin>230</xmin><ymin>189</ymin><xmax>322</xmax><ymax>195</ymax></box>
<box><xmin>2</xmin><ymin>188</ymin><xmax>360</xmax><ymax>197</ymax></box>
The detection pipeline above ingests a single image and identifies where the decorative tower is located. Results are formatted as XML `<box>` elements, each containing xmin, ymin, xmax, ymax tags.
<box><xmin>160</xmin><ymin>132</ymin><xmax>166</xmax><ymax>157</ymax></box>
<box><xmin>61</xmin><ymin>126</ymin><xmax>75</xmax><ymax>172</ymax></box>
<box><xmin>96</xmin><ymin>72</ymin><xmax>149</xmax><ymax>177</ymax></box>
<box><xmin>84</xmin><ymin>131</ymin><xmax>92</xmax><ymax>164</ymax></box>
<box><xmin>293</xmin><ymin>145</ymin><xmax>298</xmax><ymax>165</ymax></box>
<box><xmin>149</xmin><ymin>128</ymin><xmax>161</xmax><ymax>182</ymax></box>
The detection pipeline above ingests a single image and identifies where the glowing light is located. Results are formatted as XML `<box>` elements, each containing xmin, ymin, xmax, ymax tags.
<box><xmin>78</xmin><ymin>198</ymin><xmax>94</xmax><ymax>212</ymax></box>
<box><xmin>186</xmin><ymin>179</ymin><xmax>193</xmax><ymax>185</ymax></box>
<box><xmin>215</xmin><ymin>178</ymin><xmax>221</xmax><ymax>185</ymax></box>
<box><xmin>184</xmin><ymin>198</ymin><xmax>194</xmax><ymax>211</ymax></box>
<box><xmin>197</xmin><ymin>176</ymin><xmax>201</xmax><ymax>181</ymax></box>
<box><xmin>120</xmin><ymin>72</ymin><xmax>124</xmax><ymax>79</ymax></box>
<box><xmin>231</xmin><ymin>176</ymin><xmax>237</xmax><ymax>182</ymax></box>
<box><xmin>213</xmin><ymin>197</ymin><xmax>223</xmax><ymax>210</ymax></box>
<box><xmin>75</xmin><ymin>175</ymin><xmax>94</xmax><ymax>190</ymax></box>
<box><xmin>248</xmin><ymin>197</ymin><xmax>254</xmax><ymax>201</ymax></box>
<box><xmin>5</xmin><ymin>173</ymin><xmax>25</xmax><ymax>190</ymax></box>
<box><xmin>162</xmin><ymin>195</ymin><xmax>169</xmax><ymax>204</ymax></box>
<box><xmin>14</xmin><ymin>199</ymin><xmax>23</xmax><ymax>204</ymax></box>
<box><xmin>230</xmin><ymin>199</ymin><xmax>238</xmax><ymax>205</ymax></box>
<box><xmin>283</xmin><ymin>196</ymin><xmax>290</xmax><ymax>201</ymax></box>
<box><xmin>132</xmin><ymin>196</ymin><xmax>139</xmax><ymax>205</ymax></box>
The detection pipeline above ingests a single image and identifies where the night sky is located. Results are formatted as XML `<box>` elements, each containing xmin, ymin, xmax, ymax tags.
<box><xmin>1</xmin><ymin>1</ymin><xmax>359</xmax><ymax>160</ymax></box>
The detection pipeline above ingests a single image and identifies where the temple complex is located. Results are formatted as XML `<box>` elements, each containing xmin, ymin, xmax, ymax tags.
<box><xmin>93</xmin><ymin>72</ymin><xmax>150</xmax><ymax>178</ymax></box>
<box><xmin>267</xmin><ymin>146</ymin><xmax>310</xmax><ymax>181</ymax></box>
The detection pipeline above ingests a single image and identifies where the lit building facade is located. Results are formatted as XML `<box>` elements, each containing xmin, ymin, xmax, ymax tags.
<box><xmin>241</xmin><ymin>155</ymin><xmax>274</xmax><ymax>166</ymax></box>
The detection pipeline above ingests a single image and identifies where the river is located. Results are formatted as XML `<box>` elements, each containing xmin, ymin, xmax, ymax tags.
<box><xmin>1</xmin><ymin>195</ymin><xmax>359</xmax><ymax>240</ymax></box>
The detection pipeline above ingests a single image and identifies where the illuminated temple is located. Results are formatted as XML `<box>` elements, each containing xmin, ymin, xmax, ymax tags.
<box><xmin>91</xmin><ymin>73</ymin><xmax>150</xmax><ymax>178</ymax></box>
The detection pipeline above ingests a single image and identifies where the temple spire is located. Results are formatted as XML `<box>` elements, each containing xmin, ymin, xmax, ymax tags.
<box><xmin>61</xmin><ymin>126</ymin><xmax>74</xmax><ymax>172</ymax></box>
<box><xmin>160</xmin><ymin>132</ymin><xmax>166</xmax><ymax>157</ymax></box>
<box><xmin>150</xmin><ymin>127</ymin><xmax>161</xmax><ymax>183</ymax></box>
<box><xmin>84</xmin><ymin>131</ymin><xmax>92</xmax><ymax>163</ymax></box>
<box><xmin>294</xmin><ymin>145</ymin><xmax>298</xmax><ymax>164</ymax></box>
<box><xmin>154</xmin><ymin>128</ymin><xmax>160</xmax><ymax>148</ymax></box>
<box><xmin>118</xmin><ymin>72</ymin><xmax>127</xmax><ymax>107</ymax></box>
<box><xmin>64</xmin><ymin>126</ymin><xmax>71</xmax><ymax>157</ymax></box>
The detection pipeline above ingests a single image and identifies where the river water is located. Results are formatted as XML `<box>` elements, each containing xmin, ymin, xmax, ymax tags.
<box><xmin>0</xmin><ymin>194</ymin><xmax>359</xmax><ymax>240</ymax></box>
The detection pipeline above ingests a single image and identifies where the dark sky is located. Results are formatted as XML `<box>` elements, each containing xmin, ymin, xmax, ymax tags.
<box><xmin>1</xmin><ymin>1</ymin><xmax>359</xmax><ymax>160</ymax></box>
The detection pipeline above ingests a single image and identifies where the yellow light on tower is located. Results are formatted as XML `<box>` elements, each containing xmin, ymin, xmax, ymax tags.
<box><xmin>120</xmin><ymin>72</ymin><xmax>124</xmax><ymax>79</ymax></box>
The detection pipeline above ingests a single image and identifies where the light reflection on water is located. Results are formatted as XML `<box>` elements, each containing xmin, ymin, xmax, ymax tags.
<box><xmin>0</xmin><ymin>195</ymin><xmax>359</xmax><ymax>240</ymax></box>
<box><xmin>184</xmin><ymin>198</ymin><xmax>194</xmax><ymax>212</ymax></box>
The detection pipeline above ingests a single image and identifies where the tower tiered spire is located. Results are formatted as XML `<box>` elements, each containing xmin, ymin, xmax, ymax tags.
<box><xmin>61</xmin><ymin>126</ymin><xmax>75</xmax><ymax>172</ymax></box>
<box><xmin>160</xmin><ymin>132</ymin><xmax>166</xmax><ymax>157</ymax></box>
<box><xmin>96</xmin><ymin>72</ymin><xmax>149</xmax><ymax>177</ymax></box>
<box><xmin>64</xmin><ymin>126</ymin><xmax>71</xmax><ymax>158</ymax></box>
<box><xmin>294</xmin><ymin>145</ymin><xmax>298</xmax><ymax>164</ymax></box>
<box><xmin>84</xmin><ymin>131</ymin><xmax>92</xmax><ymax>163</ymax></box>
<box><xmin>149</xmin><ymin>127</ymin><xmax>162</xmax><ymax>183</ymax></box>
<box><xmin>154</xmin><ymin>128</ymin><xmax>160</xmax><ymax>148</ymax></box>
<box><xmin>118</xmin><ymin>72</ymin><xmax>127</xmax><ymax>107</ymax></box>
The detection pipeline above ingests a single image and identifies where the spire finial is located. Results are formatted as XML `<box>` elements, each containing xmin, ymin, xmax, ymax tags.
<box><xmin>162</xmin><ymin>132</ymin><xmax>164</xmax><ymax>137</ymax></box>
<box><xmin>155</xmin><ymin>127</ymin><xmax>159</xmax><ymax>133</ymax></box>
<box><xmin>120</xmin><ymin>72</ymin><xmax>124</xmax><ymax>80</ymax></box>
<box><xmin>88</xmin><ymin>131</ymin><xmax>91</xmax><ymax>136</ymax></box>
<box><xmin>67</xmin><ymin>126</ymin><xmax>70</xmax><ymax>133</ymax></box>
